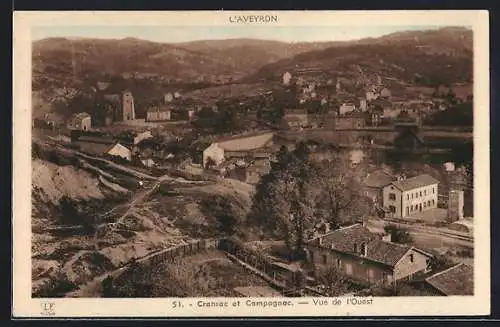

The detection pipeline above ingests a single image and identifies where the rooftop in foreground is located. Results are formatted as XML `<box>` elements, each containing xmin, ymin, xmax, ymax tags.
<box><xmin>425</xmin><ymin>263</ymin><xmax>474</xmax><ymax>296</ymax></box>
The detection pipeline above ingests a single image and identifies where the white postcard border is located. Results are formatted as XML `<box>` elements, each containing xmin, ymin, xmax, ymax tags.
<box><xmin>13</xmin><ymin>10</ymin><xmax>490</xmax><ymax>317</ymax></box>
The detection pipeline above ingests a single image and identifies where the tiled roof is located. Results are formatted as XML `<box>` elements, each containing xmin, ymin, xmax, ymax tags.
<box><xmin>363</xmin><ymin>170</ymin><xmax>395</xmax><ymax>188</ymax></box>
<box><xmin>75</xmin><ymin>141</ymin><xmax>116</xmax><ymax>156</ymax></box>
<box><xmin>425</xmin><ymin>263</ymin><xmax>474</xmax><ymax>295</ymax></box>
<box><xmin>364</xmin><ymin>240</ymin><xmax>412</xmax><ymax>267</ymax></box>
<box><xmin>391</xmin><ymin>174</ymin><xmax>439</xmax><ymax>191</ymax></box>
<box><xmin>311</xmin><ymin>224</ymin><xmax>376</xmax><ymax>255</ymax></box>
<box><xmin>308</xmin><ymin>224</ymin><xmax>427</xmax><ymax>267</ymax></box>
<box><xmin>213</xmin><ymin>131</ymin><xmax>275</xmax><ymax>144</ymax></box>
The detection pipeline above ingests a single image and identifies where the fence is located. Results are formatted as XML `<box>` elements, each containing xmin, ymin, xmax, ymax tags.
<box><xmin>217</xmin><ymin>238</ymin><xmax>305</xmax><ymax>291</ymax></box>
<box><xmin>107</xmin><ymin>237</ymin><xmax>307</xmax><ymax>296</ymax></box>
<box><xmin>110</xmin><ymin>238</ymin><xmax>220</xmax><ymax>284</ymax></box>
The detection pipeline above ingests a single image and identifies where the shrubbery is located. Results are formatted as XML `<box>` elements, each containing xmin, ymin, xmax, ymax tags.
<box><xmin>383</xmin><ymin>224</ymin><xmax>413</xmax><ymax>244</ymax></box>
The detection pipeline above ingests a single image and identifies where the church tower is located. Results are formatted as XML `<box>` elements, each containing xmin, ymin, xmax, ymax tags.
<box><xmin>122</xmin><ymin>90</ymin><xmax>135</xmax><ymax>121</ymax></box>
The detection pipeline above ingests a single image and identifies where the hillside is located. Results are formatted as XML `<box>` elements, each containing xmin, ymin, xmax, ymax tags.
<box><xmin>32</xmin><ymin>37</ymin><xmax>234</xmax><ymax>88</ymax></box>
<box><xmin>31</xmin><ymin>152</ymin><xmax>257</xmax><ymax>296</ymax></box>
<box><xmin>177</xmin><ymin>38</ymin><xmax>342</xmax><ymax>73</ymax></box>
<box><xmin>32</xmin><ymin>37</ymin><xmax>338</xmax><ymax>90</ymax></box>
<box><xmin>32</xmin><ymin>27</ymin><xmax>473</xmax><ymax>119</ymax></box>
<box><xmin>251</xmin><ymin>27</ymin><xmax>473</xmax><ymax>88</ymax></box>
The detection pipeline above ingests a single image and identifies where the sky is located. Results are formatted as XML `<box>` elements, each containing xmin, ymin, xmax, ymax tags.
<box><xmin>31</xmin><ymin>25</ymin><xmax>449</xmax><ymax>43</ymax></box>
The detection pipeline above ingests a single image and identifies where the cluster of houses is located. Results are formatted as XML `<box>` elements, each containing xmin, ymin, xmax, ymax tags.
<box><xmin>202</xmin><ymin>131</ymin><xmax>276</xmax><ymax>184</ymax></box>
<box><xmin>69</xmin><ymin>129</ymin><xmax>157</xmax><ymax>165</ymax></box>
<box><xmin>277</xmin><ymin>71</ymin><xmax>471</xmax><ymax>131</ymax></box>
<box><xmin>145</xmin><ymin>92</ymin><xmax>197</xmax><ymax>123</ymax></box>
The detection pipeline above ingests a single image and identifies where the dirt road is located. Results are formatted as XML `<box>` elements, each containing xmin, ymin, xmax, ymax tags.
<box><xmin>367</xmin><ymin>218</ymin><xmax>473</xmax><ymax>250</ymax></box>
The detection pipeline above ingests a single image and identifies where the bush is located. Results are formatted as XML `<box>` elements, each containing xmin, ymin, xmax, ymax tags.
<box><xmin>429</xmin><ymin>254</ymin><xmax>455</xmax><ymax>272</ymax></box>
<box><xmin>313</xmin><ymin>266</ymin><xmax>352</xmax><ymax>296</ymax></box>
<box><xmin>383</xmin><ymin>224</ymin><xmax>413</xmax><ymax>244</ymax></box>
<box><xmin>32</xmin><ymin>272</ymin><xmax>78</xmax><ymax>298</ymax></box>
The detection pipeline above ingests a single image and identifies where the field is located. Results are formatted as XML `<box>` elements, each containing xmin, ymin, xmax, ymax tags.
<box><xmin>111</xmin><ymin>250</ymin><xmax>272</xmax><ymax>297</ymax></box>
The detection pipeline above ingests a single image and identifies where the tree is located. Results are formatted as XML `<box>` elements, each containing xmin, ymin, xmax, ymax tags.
<box><xmin>250</xmin><ymin>142</ymin><xmax>317</xmax><ymax>260</ymax></box>
<box><xmin>312</xmin><ymin>155</ymin><xmax>371</xmax><ymax>229</ymax></box>
<box><xmin>250</xmin><ymin>145</ymin><xmax>374</xmax><ymax>258</ymax></box>
<box><xmin>383</xmin><ymin>224</ymin><xmax>413</xmax><ymax>244</ymax></box>
<box><xmin>102</xmin><ymin>275</ymin><xmax>114</xmax><ymax>297</ymax></box>
<box><xmin>315</xmin><ymin>266</ymin><xmax>351</xmax><ymax>296</ymax></box>
<box><xmin>200</xmin><ymin>195</ymin><xmax>239</xmax><ymax>236</ymax></box>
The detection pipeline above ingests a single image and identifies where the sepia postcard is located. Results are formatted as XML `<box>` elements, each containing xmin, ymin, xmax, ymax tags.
<box><xmin>13</xmin><ymin>10</ymin><xmax>490</xmax><ymax>317</ymax></box>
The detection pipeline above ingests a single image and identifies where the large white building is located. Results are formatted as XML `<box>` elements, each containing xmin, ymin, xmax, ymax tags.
<box><xmin>382</xmin><ymin>174</ymin><xmax>439</xmax><ymax>218</ymax></box>
<box><xmin>202</xmin><ymin>131</ymin><xmax>275</xmax><ymax>169</ymax></box>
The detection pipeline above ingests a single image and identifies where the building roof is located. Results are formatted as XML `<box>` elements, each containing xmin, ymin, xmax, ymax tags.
<box><xmin>74</xmin><ymin>140</ymin><xmax>117</xmax><ymax>156</ymax></box>
<box><xmin>147</xmin><ymin>105</ymin><xmax>172</xmax><ymax>113</ymax></box>
<box><xmin>76</xmin><ymin>135</ymin><xmax>116</xmax><ymax>144</ymax></box>
<box><xmin>72</xmin><ymin>112</ymin><xmax>91</xmax><ymax>120</ymax></box>
<box><xmin>308</xmin><ymin>224</ymin><xmax>431</xmax><ymax>268</ymax></box>
<box><xmin>390</xmin><ymin>174</ymin><xmax>439</xmax><ymax>191</ymax></box>
<box><xmin>364</xmin><ymin>239</ymin><xmax>413</xmax><ymax>267</ymax></box>
<box><xmin>96</xmin><ymin>81</ymin><xmax>110</xmax><ymax>91</ymax></box>
<box><xmin>363</xmin><ymin>170</ymin><xmax>395</xmax><ymax>188</ymax></box>
<box><xmin>310</xmin><ymin>224</ymin><xmax>376</xmax><ymax>255</ymax></box>
<box><xmin>212</xmin><ymin>130</ymin><xmax>275</xmax><ymax>145</ymax></box>
<box><xmin>425</xmin><ymin>263</ymin><xmax>474</xmax><ymax>296</ymax></box>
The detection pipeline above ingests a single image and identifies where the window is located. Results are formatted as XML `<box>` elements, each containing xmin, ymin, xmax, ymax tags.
<box><xmin>407</xmin><ymin>194</ymin><xmax>409</xmax><ymax>200</ymax></box>
<box><xmin>427</xmin><ymin>200</ymin><xmax>431</xmax><ymax>206</ymax></box>
<box><xmin>415</xmin><ymin>192</ymin><xmax>418</xmax><ymax>198</ymax></box>
<box><xmin>410</xmin><ymin>205</ymin><xmax>413</xmax><ymax>211</ymax></box>
<box><xmin>406</xmin><ymin>206</ymin><xmax>409</xmax><ymax>215</ymax></box>
<box><xmin>409</xmin><ymin>254</ymin><xmax>414</xmax><ymax>263</ymax></box>
<box><xmin>389</xmin><ymin>205</ymin><xmax>396</xmax><ymax>213</ymax></box>
<box><xmin>336</xmin><ymin>258</ymin><xmax>341</xmax><ymax>266</ymax></box>
<box><xmin>353</xmin><ymin>244</ymin><xmax>358</xmax><ymax>253</ymax></box>
<box><xmin>433</xmin><ymin>187</ymin><xmax>435</xmax><ymax>194</ymax></box>
<box><xmin>423</xmin><ymin>202</ymin><xmax>426</xmax><ymax>208</ymax></box>
<box><xmin>419</xmin><ymin>191</ymin><xmax>422</xmax><ymax>197</ymax></box>
<box><xmin>389</xmin><ymin>193</ymin><xmax>396</xmax><ymax>201</ymax></box>
<box><xmin>411</xmin><ymin>193</ymin><xmax>414</xmax><ymax>199</ymax></box>
<box><xmin>361</xmin><ymin>243</ymin><xmax>367</xmax><ymax>256</ymax></box>
<box><xmin>322</xmin><ymin>254</ymin><xmax>327</xmax><ymax>264</ymax></box>
<box><xmin>345</xmin><ymin>263</ymin><xmax>353</xmax><ymax>276</ymax></box>
<box><xmin>432</xmin><ymin>199</ymin><xmax>435</xmax><ymax>205</ymax></box>
<box><xmin>424</xmin><ymin>190</ymin><xmax>427</xmax><ymax>196</ymax></box>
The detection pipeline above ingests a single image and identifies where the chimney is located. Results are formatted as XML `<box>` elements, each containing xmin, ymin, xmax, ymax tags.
<box><xmin>382</xmin><ymin>232</ymin><xmax>392</xmax><ymax>243</ymax></box>
<box><xmin>397</xmin><ymin>174</ymin><xmax>406</xmax><ymax>181</ymax></box>
<box><xmin>447</xmin><ymin>189</ymin><xmax>464</xmax><ymax>222</ymax></box>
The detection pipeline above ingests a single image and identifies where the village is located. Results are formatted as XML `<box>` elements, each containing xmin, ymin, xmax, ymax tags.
<box><xmin>32</xmin><ymin>65</ymin><xmax>474</xmax><ymax>298</ymax></box>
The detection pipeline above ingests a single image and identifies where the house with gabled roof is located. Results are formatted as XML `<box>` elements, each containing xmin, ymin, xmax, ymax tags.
<box><xmin>73</xmin><ymin>135</ymin><xmax>132</xmax><ymax>161</ymax></box>
<box><xmin>362</xmin><ymin>169</ymin><xmax>396</xmax><ymax>206</ymax></box>
<box><xmin>306</xmin><ymin>224</ymin><xmax>434</xmax><ymax>286</ymax></box>
<box><xmin>382</xmin><ymin>174</ymin><xmax>439</xmax><ymax>218</ymax></box>
<box><xmin>202</xmin><ymin>131</ymin><xmax>275</xmax><ymax>168</ymax></box>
